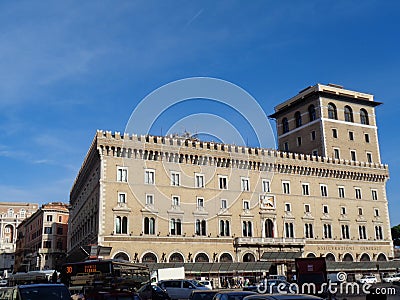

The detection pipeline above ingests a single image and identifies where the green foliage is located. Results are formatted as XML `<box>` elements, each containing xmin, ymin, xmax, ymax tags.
<box><xmin>391</xmin><ymin>224</ymin><xmax>400</xmax><ymax>246</ymax></box>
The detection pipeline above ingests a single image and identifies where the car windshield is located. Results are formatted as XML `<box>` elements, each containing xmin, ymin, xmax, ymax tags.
<box><xmin>190</xmin><ymin>280</ymin><xmax>203</xmax><ymax>287</ymax></box>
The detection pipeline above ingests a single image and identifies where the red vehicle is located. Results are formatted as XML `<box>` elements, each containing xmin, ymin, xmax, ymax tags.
<box><xmin>295</xmin><ymin>258</ymin><xmax>327</xmax><ymax>296</ymax></box>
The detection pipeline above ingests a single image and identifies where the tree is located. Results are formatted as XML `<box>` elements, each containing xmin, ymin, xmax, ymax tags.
<box><xmin>391</xmin><ymin>224</ymin><xmax>400</xmax><ymax>246</ymax></box>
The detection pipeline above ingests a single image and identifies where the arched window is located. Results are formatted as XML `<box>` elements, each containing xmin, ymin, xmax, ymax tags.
<box><xmin>196</xmin><ymin>219</ymin><xmax>207</xmax><ymax>236</ymax></box>
<box><xmin>360</xmin><ymin>253</ymin><xmax>370</xmax><ymax>262</ymax></box>
<box><xmin>114</xmin><ymin>252</ymin><xmax>129</xmax><ymax>261</ymax></box>
<box><xmin>220</xmin><ymin>253</ymin><xmax>233</xmax><ymax>262</ymax></box>
<box><xmin>170</xmin><ymin>219</ymin><xmax>182</xmax><ymax>235</ymax></box>
<box><xmin>308</xmin><ymin>105</ymin><xmax>316</xmax><ymax>121</ymax></box>
<box><xmin>243</xmin><ymin>253</ymin><xmax>256</xmax><ymax>262</ymax></box>
<box><xmin>265</xmin><ymin>219</ymin><xmax>274</xmax><ymax>238</ymax></box>
<box><xmin>195</xmin><ymin>253</ymin><xmax>209</xmax><ymax>262</ymax></box>
<box><xmin>360</xmin><ymin>109</ymin><xmax>369</xmax><ymax>125</ymax></box>
<box><xmin>282</xmin><ymin>118</ymin><xmax>289</xmax><ymax>133</ymax></box>
<box><xmin>325</xmin><ymin>253</ymin><xmax>336</xmax><ymax>262</ymax></box>
<box><xmin>344</xmin><ymin>105</ymin><xmax>353</xmax><ymax>122</ymax></box>
<box><xmin>342</xmin><ymin>253</ymin><xmax>353</xmax><ymax>262</ymax></box>
<box><xmin>295</xmin><ymin>111</ymin><xmax>302</xmax><ymax>128</ymax></box>
<box><xmin>142</xmin><ymin>252</ymin><xmax>157</xmax><ymax>263</ymax></box>
<box><xmin>169</xmin><ymin>252</ymin><xmax>184</xmax><ymax>262</ymax></box>
<box><xmin>328</xmin><ymin>103</ymin><xmax>337</xmax><ymax>120</ymax></box>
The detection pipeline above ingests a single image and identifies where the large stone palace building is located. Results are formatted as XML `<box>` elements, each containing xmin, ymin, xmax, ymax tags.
<box><xmin>68</xmin><ymin>83</ymin><xmax>393</xmax><ymax>277</ymax></box>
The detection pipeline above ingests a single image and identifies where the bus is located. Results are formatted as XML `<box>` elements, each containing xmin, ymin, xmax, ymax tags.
<box><xmin>6</xmin><ymin>270</ymin><xmax>58</xmax><ymax>286</ymax></box>
<box><xmin>60</xmin><ymin>259</ymin><xmax>150</xmax><ymax>292</ymax></box>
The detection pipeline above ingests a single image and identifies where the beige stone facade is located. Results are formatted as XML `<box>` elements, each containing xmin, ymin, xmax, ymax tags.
<box><xmin>0</xmin><ymin>202</ymin><xmax>38</xmax><ymax>273</ymax></box>
<box><xmin>68</xmin><ymin>84</ymin><xmax>393</xmax><ymax>272</ymax></box>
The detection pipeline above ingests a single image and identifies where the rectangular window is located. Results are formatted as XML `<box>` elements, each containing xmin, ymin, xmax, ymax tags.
<box><xmin>118</xmin><ymin>193</ymin><xmax>126</xmax><ymax>203</ymax></box>
<box><xmin>332</xmin><ymin>128</ymin><xmax>338</xmax><ymax>138</ymax></box>
<box><xmin>285</xmin><ymin>223</ymin><xmax>294</xmax><ymax>238</ymax></box>
<box><xmin>195</xmin><ymin>174</ymin><xmax>205</xmax><ymax>188</ymax></box>
<box><xmin>302</xmin><ymin>183</ymin><xmax>310</xmax><ymax>196</ymax></box>
<box><xmin>338</xmin><ymin>186</ymin><xmax>345</xmax><ymax>198</ymax></box>
<box><xmin>282</xmin><ymin>181</ymin><xmax>290</xmax><ymax>194</ymax></box>
<box><xmin>297</xmin><ymin>136</ymin><xmax>302</xmax><ymax>146</ymax></box>
<box><xmin>365</xmin><ymin>133</ymin><xmax>370</xmax><ymax>143</ymax></box>
<box><xmin>341</xmin><ymin>225</ymin><xmax>350</xmax><ymax>239</ymax></box>
<box><xmin>311</xmin><ymin>131</ymin><xmax>316</xmax><ymax>141</ymax></box>
<box><xmin>117</xmin><ymin>167</ymin><xmax>128</xmax><ymax>182</ymax></box>
<box><xmin>334</xmin><ymin>148</ymin><xmax>340</xmax><ymax>159</ymax></box>
<box><xmin>284</xmin><ymin>142</ymin><xmax>289</xmax><ymax>152</ymax></box>
<box><xmin>304</xmin><ymin>223</ymin><xmax>314</xmax><ymax>238</ymax></box>
<box><xmin>350</xmin><ymin>150</ymin><xmax>357</xmax><ymax>161</ymax></box>
<box><xmin>371</xmin><ymin>189</ymin><xmax>378</xmax><ymax>201</ymax></box>
<box><xmin>349</xmin><ymin>131</ymin><xmax>354</xmax><ymax>141</ymax></box>
<box><xmin>355</xmin><ymin>188</ymin><xmax>362</xmax><ymax>199</ymax></box>
<box><xmin>341</xmin><ymin>206</ymin><xmax>346</xmax><ymax>215</ymax></box>
<box><xmin>359</xmin><ymin>226</ymin><xmax>367</xmax><ymax>240</ymax></box>
<box><xmin>172</xmin><ymin>196</ymin><xmax>180</xmax><ymax>208</ymax></box>
<box><xmin>366</xmin><ymin>152</ymin><xmax>372</xmax><ymax>163</ymax></box>
<box><xmin>197</xmin><ymin>197</ymin><xmax>204</xmax><ymax>209</ymax></box>
<box><xmin>241</xmin><ymin>178</ymin><xmax>250</xmax><ymax>191</ymax></box>
<box><xmin>145</xmin><ymin>169</ymin><xmax>155</xmax><ymax>184</ymax></box>
<box><xmin>43</xmin><ymin>241</ymin><xmax>52</xmax><ymax>248</ymax></box>
<box><xmin>374</xmin><ymin>208</ymin><xmax>380</xmax><ymax>217</ymax></box>
<box><xmin>171</xmin><ymin>172</ymin><xmax>180</xmax><ymax>186</ymax></box>
<box><xmin>320</xmin><ymin>184</ymin><xmax>328</xmax><ymax>197</ymax></box>
<box><xmin>146</xmin><ymin>194</ymin><xmax>154</xmax><ymax>205</ymax></box>
<box><xmin>243</xmin><ymin>200</ymin><xmax>250</xmax><ymax>210</ymax></box>
<box><xmin>324</xmin><ymin>224</ymin><xmax>332</xmax><ymax>239</ymax></box>
<box><xmin>358</xmin><ymin>207</ymin><xmax>363</xmax><ymax>215</ymax></box>
<box><xmin>304</xmin><ymin>204</ymin><xmax>310</xmax><ymax>213</ymax></box>
<box><xmin>323</xmin><ymin>205</ymin><xmax>329</xmax><ymax>214</ymax></box>
<box><xmin>285</xmin><ymin>203</ymin><xmax>291</xmax><ymax>212</ymax></box>
<box><xmin>262</xmin><ymin>179</ymin><xmax>271</xmax><ymax>193</ymax></box>
<box><xmin>221</xmin><ymin>199</ymin><xmax>227</xmax><ymax>209</ymax></box>
<box><xmin>219</xmin><ymin>176</ymin><xmax>228</xmax><ymax>189</ymax></box>
<box><xmin>44</xmin><ymin>227</ymin><xmax>52</xmax><ymax>234</ymax></box>
<box><xmin>47</xmin><ymin>215</ymin><xmax>53</xmax><ymax>222</ymax></box>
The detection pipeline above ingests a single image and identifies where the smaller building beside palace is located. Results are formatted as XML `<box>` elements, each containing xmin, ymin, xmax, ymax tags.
<box><xmin>0</xmin><ymin>202</ymin><xmax>38</xmax><ymax>274</ymax></box>
<box><xmin>14</xmin><ymin>202</ymin><xmax>69</xmax><ymax>272</ymax></box>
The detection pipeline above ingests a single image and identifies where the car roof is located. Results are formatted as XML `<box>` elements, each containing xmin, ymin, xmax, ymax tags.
<box><xmin>215</xmin><ymin>291</ymin><xmax>257</xmax><ymax>295</ymax></box>
<box><xmin>244</xmin><ymin>294</ymin><xmax>323</xmax><ymax>300</ymax></box>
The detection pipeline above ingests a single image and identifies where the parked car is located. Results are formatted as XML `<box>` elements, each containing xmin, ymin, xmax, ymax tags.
<box><xmin>0</xmin><ymin>283</ymin><xmax>71</xmax><ymax>300</ymax></box>
<box><xmin>158</xmin><ymin>279</ymin><xmax>209</xmax><ymax>300</ymax></box>
<box><xmin>243</xmin><ymin>294</ymin><xmax>324</xmax><ymax>300</ymax></box>
<box><xmin>213</xmin><ymin>290</ymin><xmax>257</xmax><ymax>300</ymax></box>
<box><xmin>382</xmin><ymin>273</ymin><xmax>400</xmax><ymax>283</ymax></box>
<box><xmin>188</xmin><ymin>289</ymin><xmax>218</xmax><ymax>300</ymax></box>
<box><xmin>357</xmin><ymin>275</ymin><xmax>378</xmax><ymax>284</ymax></box>
<box><xmin>199</xmin><ymin>280</ymin><xmax>213</xmax><ymax>290</ymax></box>
<box><xmin>243</xmin><ymin>280</ymin><xmax>295</xmax><ymax>294</ymax></box>
<box><xmin>85</xmin><ymin>290</ymin><xmax>141</xmax><ymax>300</ymax></box>
<box><xmin>138</xmin><ymin>282</ymin><xmax>171</xmax><ymax>300</ymax></box>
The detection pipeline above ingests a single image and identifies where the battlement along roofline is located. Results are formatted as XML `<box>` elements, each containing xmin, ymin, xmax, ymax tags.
<box><xmin>94</xmin><ymin>130</ymin><xmax>389</xmax><ymax>172</ymax></box>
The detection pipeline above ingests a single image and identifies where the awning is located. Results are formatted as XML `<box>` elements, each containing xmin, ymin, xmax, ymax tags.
<box><xmin>327</xmin><ymin>261</ymin><xmax>400</xmax><ymax>272</ymax></box>
<box><xmin>261</xmin><ymin>251</ymin><xmax>302</xmax><ymax>260</ymax></box>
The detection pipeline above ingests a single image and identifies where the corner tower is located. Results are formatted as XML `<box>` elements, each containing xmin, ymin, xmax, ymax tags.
<box><xmin>269</xmin><ymin>83</ymin><xmax>382</xmax><ymax>164</ymax></box>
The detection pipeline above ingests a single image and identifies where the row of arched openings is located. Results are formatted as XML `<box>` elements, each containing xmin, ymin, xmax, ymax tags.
<box><xmin>114</xmin><ymin>252</ymin><xmax>235</xmax><ymax>263</ymax></box>
<box><xmin>328</xmin><ymin>103</ymin><xmax>369</xmax><ymax>124</ymax></box>
<box><xmin>282</xmin><ymin>104</ymin><xmax>370</xmax><ymax>134</ymax></box>
<box><xmin>306</xmin><ymin>252</ymin><xmax>387</xmax><ymax>262</ymax></box>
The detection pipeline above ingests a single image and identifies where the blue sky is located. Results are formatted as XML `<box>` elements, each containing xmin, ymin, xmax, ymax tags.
<box><xmin>1</xmin><ymin>1</ymin><xmax>400</xmax><ymax>225</ymax></box>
